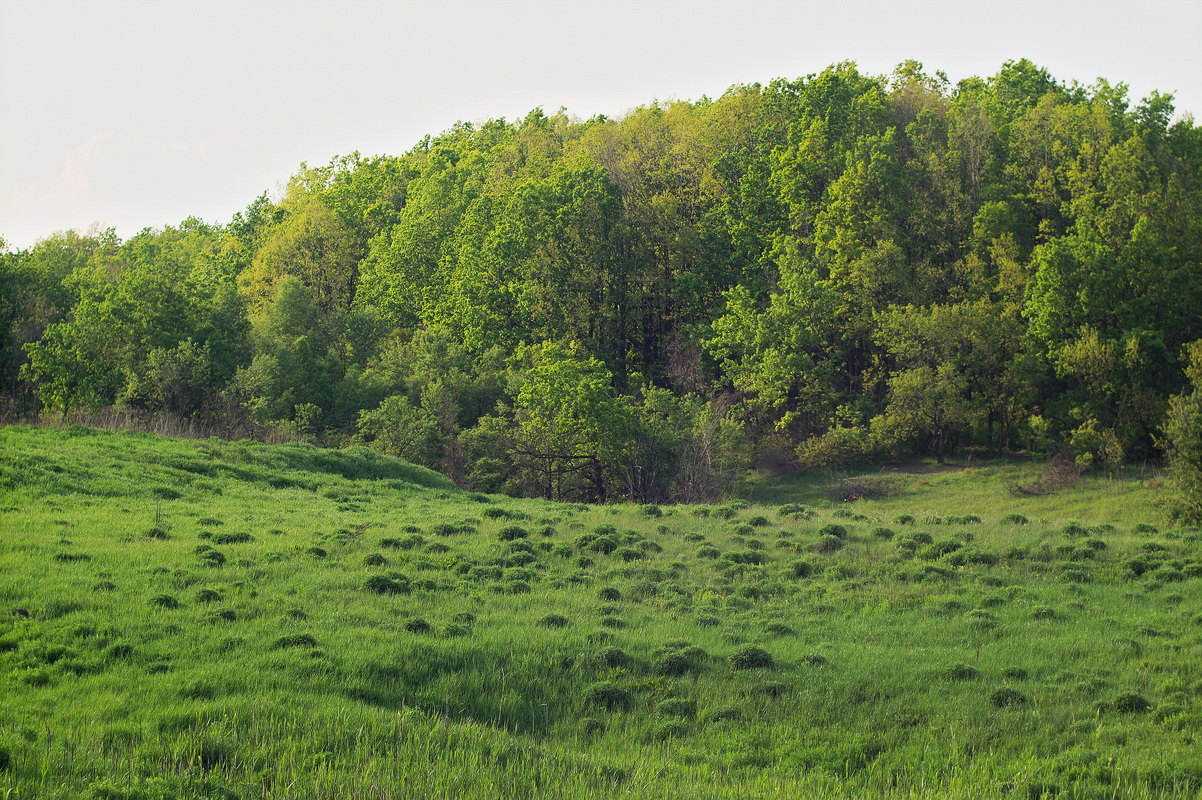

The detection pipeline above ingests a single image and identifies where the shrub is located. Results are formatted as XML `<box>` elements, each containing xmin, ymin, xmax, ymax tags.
<box><xmin>598</xmin><ymin>587</ymin><xmax>622</xmax><ymax>601</ymax></box>
<box><xmin>748</xmin><ymin>515</ymin><xmax>770</xmax><ymax>527</ymax></box>
<box><xmin>650</xmin><ymin>722</ymin><xmax>688</xmax><ymax>741</ymax></box>
<box><xmin>872</xmin><ymin>527</ymin><xmax>896</xmax><ymax>540</ymax></box>
<box><xmin>93</xmin><ymin>580</ymin><xmax>118</xmax><ymax>592</ymax></box>
<box><xmin>307</xmin><ymin>547</ymin><xmax>327</xmax><ymax>559</ymax></box>
<box><xmin>404</xmin><ymin>618</ymin><xmax>431</xmax><ymax>633</ymax></box>
<box><xmin>730</xmin><ymin>646</ymin><xmax>774</xmax><ymax>670</ymax></box>
<box><xmin>789</xmin><ymin>560</ymin><xmax>814</xmax><ymax>578</ymax></box>
<box><xmin>585</xmin><ymin>681</ymin><xmax>632</xmax><ymax>711</ymax></box>
<box><xmin>498</xmin><ymin>526</ymin><xmax>529</xmax><ymax>541</ymax></box>
<box><xmin>595</xmin><ymin>647</ymin><xmax>629</xmax><ymax>669</ymax></box>
<box><xmin>818</xmin><ymin>523</ymin><xmax>848</xmax><ymax>539</ymax></box>
<box><xmin>947</xmin><ymin>663</ymin><xmax>979</xmax><ymax>680</ymax></box>
<box><xmin>483</xmin><ymin>507</ymin><xmax>512</xmax><ymax>519</ymax></box>
<box><xmin>1113</xmin><ymin>693</ymin><xmax>1152</xmax><ymax>713</ymax></box>
<box><xmin>600</xmin><ymin>616</ymin><xmax>625</xmax><ymax>629</ymax></box>
<box><xmin>149</xmin><ymin>595</ymin><xmax>180</xmax><ymax>609</ymax></box>
<box><xmin>538</xmin><ymin>614</ymin><xmax>569</xmax><ymax>628</ymax></box>
<box><xmin>581</xmin><ymin>717</ymin><xmax>605</xmax><ymax>735</ymax></box>
<box><xmin>587</xmin><ymin>536</ymin><xmax>619</xmax><ymax>555</ymax></box>
<box><xmin>894</xmin><ymin>514</ymin><xmax>916</xmax><ymax>525</ymax></box>
<box><xmin>1002</xmin><ymin>666</ymin><xmax>1029</xmax><ymax>681</ymax></box>
<box><xmin>765</xmin><ymin>623</ymin><xmax>794</xmax><ymax>636</ymax></box>
<box><xmin>364</xmin><ymin>575</ymin><xmax>410</xmax><ymax>595</ymax></box>
<box><xmin>364</xmin><ymin>554</ymin><xmax>389</xmax><ymax>567</ymax></box>
<box><xmin>702</xmin><ymin>706</ymin><xmax>741</xmax><ymax>723</ymax></box>
<box><xmin>195</xmin><ymin>589</ymin><xmax>222</xmax><ymax>604</ymax></box>
<box><xmin>656</xmin><ymin>699</ymin><xmax>696</xmax><ymax>718</ymax></box>
<box><xmin>272</xmin><ymin>634</ymin><xmax>317</xmax><ymax>649</ymax></box>
<box><xmin>696</xmin><ymin>615</ymin><xmax>720</xmax><ymax>628</ymax></box>
<box><xmin>1000</xmin><ymin>513</ymin><xmax>1028</xmax><ymax>525</ymax></box>
<box><xmin>651</xmin><ymin>651</ymin><xmax>698</xmax><ymax>677</ymax></box>
<box><xmin>615</xmin><ymin>547</ymin><xmax>644</xmax><ymax>563</ymax></box>
<box><xmin>1133</xmin><ymin>523</ymin><xmax>1159</xmax><ymax>535</ymax></box>
<box><xmin>641</xmin><ymin>505</ymin><xmax>663</xmax><ymax>518</ymax></box>
<box><xmin>991</xmin><ymin>688</ymin><xmax>1028</xmax><ymax>708</ymax></box>
<box><xmin>213</xmin><ymin>532</ymin><xmax>253</xmax><ymax>545</ymax></box>
<box><xmin>813</xmin><ymin>535</ymin><xmax>844</xmax><ymax>554</ymax></box>
<box><xmin>145</xmin><ymin>528</ymin><xmax>169</xmax><ymax>540</ymax></box>
<box><xmin>697</xmin><ymin>546</ymin><xmax>720</xmax><ymax>559</ymax></box>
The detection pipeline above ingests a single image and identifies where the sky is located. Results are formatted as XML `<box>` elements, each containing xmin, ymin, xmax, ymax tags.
<box><xmin>2</xmin><ymin>0</ymin><xmax>1200</xmax><ymax>251</ymax></box>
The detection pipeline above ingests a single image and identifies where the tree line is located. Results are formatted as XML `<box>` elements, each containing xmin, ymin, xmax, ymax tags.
<box><xmin>2</xmin><ymin>60</ymin><xmax>1200</xmax><ymax>514</ymax></box>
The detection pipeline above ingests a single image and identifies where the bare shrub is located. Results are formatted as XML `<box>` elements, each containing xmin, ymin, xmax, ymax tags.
<box><xmin>823</xmin><ymin>475</ymin><xmax>897</xmax><ymax>502</ymax></box>
<box><xmin>1009</xmin><ymin>450</ymin><xmax>1083</xmax><ymax>496</ymax></box>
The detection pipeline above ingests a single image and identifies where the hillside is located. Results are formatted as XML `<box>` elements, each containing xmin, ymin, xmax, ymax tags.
<box><xmin>4</xmin><ymin>58</ymin><xmax>1201</xmax><ymax>506</ymax></box>
<box><xmin>2</xmin><ymin>425</ymin><xmax>1200</xmax><ymax>798</ymax></box>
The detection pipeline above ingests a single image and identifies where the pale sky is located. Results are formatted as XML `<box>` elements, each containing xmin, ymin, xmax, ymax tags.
<box><xmin>2</xmin><ymin>0</ymin><xmax>1199</xmax><ymax>251</ymax></box>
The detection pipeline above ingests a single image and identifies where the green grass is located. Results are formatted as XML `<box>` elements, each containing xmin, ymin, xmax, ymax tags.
<box><xmin>1</xmin><ymin>426</ymin><xmax>1200</xmax><ymax>799</ymax></box>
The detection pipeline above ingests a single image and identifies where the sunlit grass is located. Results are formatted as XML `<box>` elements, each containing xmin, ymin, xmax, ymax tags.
<box><xmin>1</xmin><ymin>426</ymin><xmax>1199</xmax><ymax>798</ymax></box>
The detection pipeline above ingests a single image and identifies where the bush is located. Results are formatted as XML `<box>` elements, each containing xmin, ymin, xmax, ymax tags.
<box><xmin>651</xmin><ymin>650</ymin><xmax>700</xmax><ymax>677</ymax></box>
<box><xmin>990</xmin><ymin>688</ymin><xmax>1028</xmax><ymax>708</ymax></box>
<box><xmin>789</xmin><ymin>560</ymin><xmax>814</xmax><ymax>578</ymax></box>
<box><xmin>364</xmin><ymin>575</ymin><xmax>410</xmax><ymax>595</ymax></box>
<box><xmin>404</xmin><ymin>618</ymin><xmax>431</xmax><ymax>633</ymax></box>
<box><xmin>947</xmin><ymin>663</ymin><xmax>979</xmax><ymax>680</ymax></box>
<box><xmin>1113</xmin><ymin>693</ymin><xmax>1152</xmax><ymax>713</ymax></box>
<box><xmin>894</xmin><ymin>514</ymin><xmax>916</xmax><ymax>525</ymax></box>
<box><xmin>538</xmin><ymin>614</ymin><xmax>569</xmax><ymax>628</ymax></box>
<box><xmin>364</xmin><ymin>553</ymin><xmax>389</xmax><ymax>567</ymax></box>
<box><xmin>498</xmin><ymin>526</ymin><xmax>529</xmax><ymax>541</ymax></box>
<box><xmin>818</xmin><ymin>523</ymin><xmax>848</xmax><ymax>539</ymax></box>
<box><xmin>595</xmin><ymin>647</ymin><xmax>629</xmax><ymax>669</ymax></box>
<box><xmin>813</xmin><ymin>535</ymin><xmax>844</xmax><ymax>554</ymax></box>
<box><xmin>145</xmin><ymin>527</ymin><xmax>169</xmax><ymax>540</ymax></box>
<box><xmin>656</xmin><ymin>699</ymin><xmax>696</xmax><ymax>718</ymax></box>
<box><xmin>872</xmin><ymin>527</ymin><xmax>896</xmax><ymax>540</ymax></box>
<box><xmin>765</xmin><ymin>622</ymin><xmax>794</xmax><ymax>636</ymax></box>
<box><xmin>585</xmin><ymin>681</ymin><xmax>632</xmax><ymax>711</ymax></box>
<box><xmin>272</xmin><ymin>634</ymin><xmax>317</xmax><ymax>649</ymax></box>
<box><xmin>195</xmin><ymin>589</ymin><xmax>222</xmax><ymax>604</ymax></box>
<box><xmin>598</xmin><ymin>587</ymin><xmax>622</xmax><ymax>601</ymax></box>
<box><xmin>702</xmin><ymin>706</ymin><xmax>741</xmax><ymax>724</ymax></box>
<box><xmin>213</xmin><ymin>532</ymin><xmax>253</xmax><ymax>545</ymax></box>
<box><xmin>149</xmin><ymin>595</ymin><xmax>180</xmax><ymax>609</ymax></box>
<box><xmin>650</xmin><ymin>721</ymin><xmax>688</xmax><ymax>741</ymax></box>
<box><xmin>730</xmin><ymin>646</ymin><xmax>774</xmax><ymax>670</ymax></box>
<box><xmin>1000</xmin><ymin>513</ymin><xmax>1028</xmax><ymax>525</ymax></box>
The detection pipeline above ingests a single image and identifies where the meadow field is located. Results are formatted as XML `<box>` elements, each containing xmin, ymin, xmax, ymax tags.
<box><xmin>1</xmin><ymin>425</ymin><xmax>1199</xmax><ymax>799</ymax></box>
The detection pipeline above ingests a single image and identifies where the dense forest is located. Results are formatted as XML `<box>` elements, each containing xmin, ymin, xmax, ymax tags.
<box><xmin>3</xmin><ymin>60</ymin><xmax>1201</xmax><ymax>508</ymax></box>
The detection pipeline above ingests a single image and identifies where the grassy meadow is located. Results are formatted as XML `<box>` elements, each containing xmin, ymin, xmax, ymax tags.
<box><xmin>1</xmin><ymin>425</ymin><xmax>1200</xmax><ymax>799</ymax></box>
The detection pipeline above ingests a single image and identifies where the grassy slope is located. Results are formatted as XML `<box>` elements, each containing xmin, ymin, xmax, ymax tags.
<box><xmin>1</xmin><ymin>426</ymin><xmax>1200</xmax><ymax>799</ymax></box>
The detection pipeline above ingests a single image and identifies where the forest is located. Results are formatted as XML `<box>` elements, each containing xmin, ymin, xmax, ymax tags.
<box><xmin>2</xmin><ymin>59</ymin><xmax>1201</xmax><ymax>512</ymax></box>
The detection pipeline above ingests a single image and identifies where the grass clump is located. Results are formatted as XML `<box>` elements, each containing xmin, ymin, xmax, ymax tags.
<box><xmin>730</xmin><ymin>646</ymin><xmax>774</xmax><ymax>670</ymax></box>
<box><xmin>585</xmin><ymin>681</ymin><xmax>632</xmax><ymax>711</ymax></box>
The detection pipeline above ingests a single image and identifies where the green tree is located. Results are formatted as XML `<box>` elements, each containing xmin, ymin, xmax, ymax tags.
<box><xmin>1163</xmin><ymin>341</ymin><xmax>1202</xmax><ymax>523</ymax></box>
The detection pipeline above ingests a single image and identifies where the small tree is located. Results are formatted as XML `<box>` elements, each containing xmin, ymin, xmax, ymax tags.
<box><xmin>1164</xmin><ymin>341</ymin><xmax>1202</xmax><ymax>523</ymax></box>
